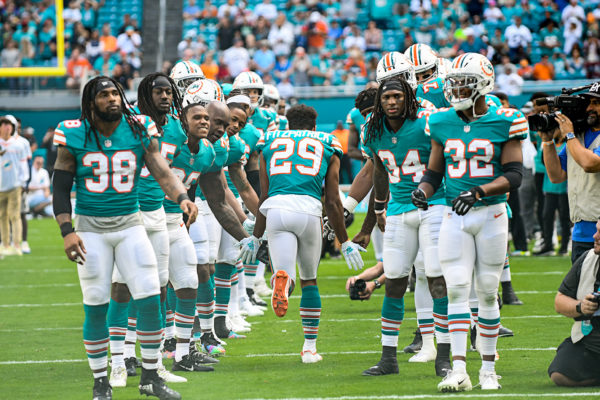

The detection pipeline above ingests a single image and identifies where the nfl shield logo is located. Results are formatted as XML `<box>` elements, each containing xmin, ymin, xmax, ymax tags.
<box><xmin>104</xmin><ymin>139</ymin><xmax>112</xmax><ymax>147</ymax></box>
<box><xmin>190</xmin><ymin>157</ymin><xmax>195</xmax><ymax>165</ymax></box>
<box><xmin>391</xmin><ymin>137</ymin><xmax>397</xmax><ymax>144</ymax></box>
<box><xmin>464</xmin><ymin>126</ymin><xmax>471</xmax><ymax>133</ymax></box>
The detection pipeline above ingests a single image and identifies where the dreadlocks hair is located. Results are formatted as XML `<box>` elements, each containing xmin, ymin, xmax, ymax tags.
<box><xmin>354</xmin><ymin>87</ymin><xmax>378</xmax><ymax>113</ymax></box>
<box><xmin>137</xmin><ymin>72</ymin><xmax>183</xmax><ymax>131</ymax></box>
<box><xmin>80</xmin><ymin>76</ymin><xmax>145</xmax><ymax>150</ymax></box>
<box><xmin>364</xmin><ymin>77</ymin><xmax>419</xmax><ymax>144</ymax></box>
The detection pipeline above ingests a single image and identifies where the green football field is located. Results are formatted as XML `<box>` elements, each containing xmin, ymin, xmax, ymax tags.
<box><xmin>1</xmin><ymin>217</ymin><xmax>599</xmax><ymax>400</ymax></box>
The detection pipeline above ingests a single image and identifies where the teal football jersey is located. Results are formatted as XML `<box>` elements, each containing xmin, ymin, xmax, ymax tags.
<box><xmin>485</xmin><ymin>94</ymin><xmax>502</xmax><ymax>107</ymax></box>
<box><xmin>164</xmin><ymin>138</ymin><xmax>216</xmax><ymax>213</ymax></box>
<box><xmin>346</xmin><ymin>107</ymin><xmax>366</xmax><ymax>131</ymax></box>
<box><xmin>416</xmin><ymin>77</ymin><xmax>450</xmax><ymax>108</ymax></box>
<box><xmin>224</xmin><ymin>134</ymin><xmax>249</xmax><ymax>198</ymax></box>
<box><xmin>196</xmin><ymin>135</ymin><xmax>230</xmax><ymax>200</ymax></box>
<box><xmin>365</xmin><ymin>109</ymin><xmax>445</xmax><ymax>215</ymax></box>
<box><xmin>257</xmin><ymin>130</ymin><xmax>343</xmax><ymax>201</ymax></box>
<box><xmin>239</xmin><ymin>123</ymin><xmax>261</xmax><ymax>155</ymax></box>
<box><xmin>53</xmin><ymin>115</ymin><xmax>158</xmax><ymax>217</ymax></box>
<box><xmin>277</xmin><ymin>114</ymin><xmax>289</xmax><ymax>130</ymax></box>
<box><xmin>426</xmin><ymin>105</ymin><xmax>529</xmax><ymax>207</ymax></box>
<box><xmin>248</xmin><ymin>107</ymin><xmax>277</xmax><ymax>133</ymax></box>
<box><xmin>138</xmin><ymin>115</ymin><xmax>188</xmax><ymax>212</ymax></box>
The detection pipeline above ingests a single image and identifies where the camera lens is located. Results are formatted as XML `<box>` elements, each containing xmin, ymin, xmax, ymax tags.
<box><xmin>527</xmin><ymin>113</ymin><xmax>559</xmax><ymax>132</ymax></box>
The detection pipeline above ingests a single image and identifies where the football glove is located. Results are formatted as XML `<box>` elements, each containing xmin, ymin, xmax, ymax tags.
<box><xmin>322</xmin><ymin>208</ymin><xmax>353</xmax><ymax>241</ymax></box>
<box><xmin>237</xmin><ymin>235</ymin><xmax>260</xmax><ymax>264</ymax></box>
<box><xmin>242</xmin><ymin>219</ymin><xmax>255</xmax><ymax>236</ymax></box>
<box><xmin>451</xmin><ymin>187</ymin><xmax>483</xmax><ymax>216</ymax></box>
<box><xmin>341</xmin><ymin>241</ymin><xmax>366</xmax><ymax>271</ymax></box>
<box><xmin>256</xmin><ymin>240</ymin><xmax>270</xmax><ymax>265</ymax></box>
<box><xmin>411</xmin><ymin>188</ymin><xmax>429</xmax><ymax>210</ymax></box>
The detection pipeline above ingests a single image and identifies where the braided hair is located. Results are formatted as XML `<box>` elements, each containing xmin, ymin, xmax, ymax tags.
<box><xmin>137</xmin><ymin>73</ymin><xmax>183</xmax><ymax>131</ymax></box>
<box><xmin>364</xmin><ymin>77</ymin><xmax>419</xmax><ymax>144</ymax></box>
<box><xmin>354</xmin><ymin>87</ymin><xmax>378</xmax><ymax>113</ymax></box>
<box><xmin>80</xmin><ymin>76</ymin><xmax>145</xmax><ymax>149</ymax></box>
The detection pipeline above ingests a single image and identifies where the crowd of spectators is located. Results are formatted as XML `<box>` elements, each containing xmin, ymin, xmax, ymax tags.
<box><xmin>2</xmin><ymin>0</ymin><xmax>600</xmax><ymax>92</ymax></box>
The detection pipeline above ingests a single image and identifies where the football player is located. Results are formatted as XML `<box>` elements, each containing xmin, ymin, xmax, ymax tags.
<box><xmin>359</xmin><ymin>77</ymin><xmax>449</xmax><ymax>377</ymax></box>
<box><xmin>240</xmin><ymin>104</ymin><xmax>365</xmax><ymax>363</ymax></box>
<box><xmin>52</xmin><ymin>76</ymin><xmax>197</xmax><ymax>400</ymax></box>
<box><xmin>170</xmin><ymin>60</ymin><xmax>205</xmax><ymax>97</ymax></box>
<box><xmin>412</xmin><ymin>53</ymin><xmax>528</xmax><ymax>391</ymax></box>
<box><xmin>108</xmin><ymin>73</ymin><xmax>192</xmax><ymax>387</ymax></box>
<box><xmin>263</xmin><ymin>84</ymin><xmax>288</xmax><ymax>130</ymax></box>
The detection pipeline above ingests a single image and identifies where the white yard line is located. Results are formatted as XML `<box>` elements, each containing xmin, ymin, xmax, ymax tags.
<box><xmin>241</xmin><ymin>393</ymin><xmax>600</xmax><ymax>400</ymax></box>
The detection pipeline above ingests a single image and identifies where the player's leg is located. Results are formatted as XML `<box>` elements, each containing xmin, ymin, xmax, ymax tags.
<box><xmin>419</xmin><ymin>205</ymin><xmax>451</xmax><ymax>376</ymax></box>
<box><xmin>371</xmin><ymin>225</ymin><xmax>384</xmax><ymax>263</ymax></box>
<box><xmin>76</xmin><ymin>230</ymin><xmax>114</xmax><ymax>399</ymax></box>
<box><xmin>114</xmin><ymin>225</ymin><xmax>180</xmax><ymax>399</ymax></box>
<box><xmin>296</xmin><ymin>212</ymin><xmax>324</xmax><ymax>363</ymax></box>
<box><xmin>265</xmin><ymin>208</ymin><xmax>299</xmax><ymax>318</ymax></box>
<box><xmin>437</xmin><ymin>207</ymin><xmax>476</xmax><ymax>392</ymax></box>
<box><xmin>107</xmin><ymin>279</ymin><xmax>131</xmax><ymax>388</ymax></box>
<box><xmin>469</xmin><ymin>283</ymin><xmax>480</xmax><ymax>352</ymax></box>
<box><xmin>500</xmin><ymin>252</ymin><xmax>523</xmax><ymax>305</ymax></box>
<box><xmin>189</xmin><ymin>214</ymin><xmax>225</xmax><ymax>355</ymax></box>
<box><xmin>473</xmin><ymin>204</ymin><xmax>508</xmax><ymax>390</ymax></box>
<box><xmin>124</xmin><ymin>299</ymin><xmax>139</xmax><ymax>376</ymax></box>
<box><xmin>363</xmin><ymin>212</ymin><xmax>419</xmax><ymax>376</ymax></box>
<box><xmin>167</xmin><ymin>217</ymin><xmax>215</xmax><ymax>373</ymax></box>
<box><xmin>409</xmin><ymin>251</ymin><xmax>435</xmax><ymax>362</ymax></box>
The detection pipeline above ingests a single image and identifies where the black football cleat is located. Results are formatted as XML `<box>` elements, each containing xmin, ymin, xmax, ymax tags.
<box><xmin>189</xmin><ymin>342</ymin><xmax>219</xmax><ymax>364</ymax></box>
<box><xmin>139</xmin><ymin>368</ymin><xmax>182</xmax><ymax>400</ymax></box>
<box><xmin>502</xmin><ymin>281</ymin><xmax>524</xmax><ymax>305</ymax></box>
<box><xmin>163</xmin><ymin>338</ymin><xmax>176</xmax><ymax>353</ymax></box>
<box><xmin>171</xmin><ymin>354</ymin><xmax>215</xmax><ymax>372</ymax></box>
<box><xmin>92</xmin><ymin>376</ymin><xmax>112</xmax><ymax>400</ymax></box>
<box><xmin>362</xmin><ymin>359</ymin><xmax>399</xmax><ymax>376</ymax></box>
<box><xmin>214</xmin><ymin>316</ymin><xmax>230</xmax><ymax>339</ymax></box>
<box><xmin>498</xmin><ymin>325</ymin><xmax>514</xmax><ymax>337</ymax></box>
<box><xmin>125</xmin><ymin>357</ymin><xmax>138</xmax><ymax>377</ymax></box>
<box><xmin>403</xmin><ymin>329</ymin><xmax>422</xmax><ymax>353</ymax></box>
<box><xmin>435</xmin><ymin>343</ymin><xmax>452</xmax><ymax>377</ymax></box>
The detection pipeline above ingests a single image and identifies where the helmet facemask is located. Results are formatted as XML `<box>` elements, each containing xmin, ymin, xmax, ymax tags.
<box><xmin>444</xmin><ymin>75</ymin><xmax>484</xmax><ymax>114</ymax></box>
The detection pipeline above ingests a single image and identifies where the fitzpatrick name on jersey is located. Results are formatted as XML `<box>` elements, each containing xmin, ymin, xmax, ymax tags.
<box><xmin>425</xmin><ymin>105</ymin><xmax>529</xmax><ymax>207</ymax></box>
<box><xmin>53</xmin><ymin>115</ymin><xmax>159</xmax><ymax>217</ymax></box>
<box><xmin>164</xmin><ymin>138</ymin><xmax>216</xmax><ymax>213</ymax></box>
<box><xmin>365</xmin><ymin>109</ymin><xmax>445</xmax><ymax>215</ymax></box>
<box><xmin>138</xmin><ymin>114</ymin><xmax>188</xmax><ymax>212</ymax></box>
<box><xmin>257</xmin><ymin>130</ymin><xmax>343</xmax><ymax>201</ymax></box>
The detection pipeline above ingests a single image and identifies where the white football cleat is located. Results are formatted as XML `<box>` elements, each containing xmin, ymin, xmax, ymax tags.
<box><xmin>437</xmin><ymin>369</ymin><xmax>472</xmax><ymax>392</ymax></box>
<box><xmin>158</xmin><ymin>364</ymin><xmax>187</xmax><ymax>383</ymax></box>
<box><xmin>227</xmin><ymin>315</ymin><xmax>251</xmax><ymax>333</ymax></box>
<box><xmin>255</xmin><ymin>279</ymin><xmax>272</xmax><ymax>297</ymax></box>
<box><xmin>479</xmin><ymin>370</ymin><xmax>502</xmax><ymax>390</ymax></box>
<box><xmin>231</xmin><ymin>313</ymin><xmax>251</xmax><ymax>328</ymax></box>
<box><xmin>408</xmin><ymin>346</ymin><xmax>437</xmax><ymax>362</ymax></box>
<box><xmin>301</xmin><ymin>350</ymin><xmax>323</xmax><ymax>364</ymax></box>
<box><xmin>240</xmin><ymin>298</ymin><xmax>265</xmax><ymax>316</ymax></box>
<box><xmin>109</xmin><ymin>365</ymin><xmax>127</xmax><ymax>388</ymax></box>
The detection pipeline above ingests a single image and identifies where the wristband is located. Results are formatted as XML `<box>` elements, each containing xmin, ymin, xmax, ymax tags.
<box><xmin>60</xmin><ymin>222</ymin><xmax>75</xmax><ymax>238</ymax></box>
<box><xmin>542</xmin><ymin>141</ymin><xmax>555</xmax><ymax>146</ymax></box>
<box><xmin>576</xmin><ymin>302</ymin><xmax>583</xmax><ymax>315</ymax></box>
<box><xmin>374</xmin><ymin>198</ymin><xmax>386</xmax><ymax>214</ymax></box>
<box><xmin>177</xmin><ymin>193</ymin><xmax>190</xmax><ymax>204</ymax></box>
<box><xmin>342</xmin><ymin>196</ymin><xmax>359</xmax><ymax>213</ymax></box>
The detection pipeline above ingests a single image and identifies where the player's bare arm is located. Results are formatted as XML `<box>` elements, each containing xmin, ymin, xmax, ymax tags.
<box><xmin>541</xmin><ymin>133</ymin><xmax>568</xmax><ymax>183</ymax></box>
<box><xmin>53</xmin><ymin>146</ymin><xmax>87</xmax><ymax>262</ymax></box>
<box><xmin>352</xmin><ymin>193</ymin><xmax>375</xmax><ymax>248</ymax></box>
<box><xmin>347</xmin><ymin>123</ymin><xmax>363</xmax><ymax>160</ymax></box>
<box><xmin>144</xmin><ymin>138</ymin><xmax>198</xmax><ymax>225</ymax></box>
<box><xmin>222</xmin><ymin>170</ymin><xmax>248</xmax><ymax>222</ymax></box>
<box><xmin>228</xmin><ymin>161</ymin><xmax>259</xmax><ymax>215</ymax></box>
<box><xmin>371</xmin><ymin>154</ymin><xmax>389</xmax><ymax>232</ymax></box>
<box><xmin>347</xmin><ymin>159</ymin><xmax>374</xmax><ymax>202</ymax></box>
<box><xmin>199</xmin><ymin>170</ymin><xmax>248</xmax><ymax>241</ymax></box>
<box><xmin>324</xmin><ymin>155</ymin><xmax>349</xmax><ymax>243</ymax></box>
<box><xmin>252</xmin><ymin>153</ymin><xmax>270</xmax><ymax>239</ymax></box>
<box><xmin>418</xmin><ymin>139</ymin><xmax>445</xmax><ymax>198</ymax></box>
<box><xmin>478</xmin><ymin>138</ymin><xmax>523</xmax><ymax>197</ymax></box>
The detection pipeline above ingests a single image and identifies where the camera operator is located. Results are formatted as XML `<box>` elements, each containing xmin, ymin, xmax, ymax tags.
<box><xmin>541</xmin><ymin>82</ymin><xmax>600</xmax><ymax>262</ymax></box>
<box><xmin>346</xmin><ymin>262</ymin><xmax>385</xmax><ymax>300</ymax></box>
<box><xmin>548</xmin><ymin>218</ymin><xmax>600</xmax><ymax>387</ymax></box>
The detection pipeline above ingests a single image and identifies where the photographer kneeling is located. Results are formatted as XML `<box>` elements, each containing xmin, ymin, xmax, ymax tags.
<box><xmin>538</xmin><ymin>82</ymin><xmax>600</xmax><ymax>262</ymax></box>
<box><xmin>346</xmin><ymin>262</ymin><xmax>385</xmax><ymax>300</ymax></box>
<box><xmin>548</xmin><ymin>218</ymin><xmax>600</xmax><ymax>387</ymax></box>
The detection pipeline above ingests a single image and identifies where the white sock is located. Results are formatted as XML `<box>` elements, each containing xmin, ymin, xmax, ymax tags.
<box><xmin>453</xmin><ymin>359</ymin><xmax>466</xmax><ymax>373</ymax></box>
<box><xmin>303</xmin><ymin>338</ymin><xmax>317</xmax><ymax>353</ymax></box>
<box><xmin>175</xmin><ymin>342</ymin><xmax>189</xmax><ymax>362</ymax></box>
<box><xmin>481</xmin><ymin>360</ymin><xmax>495</xmax><ymax>372</ymax></box>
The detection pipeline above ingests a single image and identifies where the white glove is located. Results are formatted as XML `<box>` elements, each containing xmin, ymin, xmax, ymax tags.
<box><xmin>237</xmin><ymin>235</ymin><xmax>260</xmax><ymax>264</ymax></box>
<box><xmin>341</xmin><ymin>241</ymin><xmax>366</xmax><ymax>271</ymax></box>
<box><xmin>242</xmin><ymin>219</ymin><xmax>255</xmax><ymax>235</ymax></box>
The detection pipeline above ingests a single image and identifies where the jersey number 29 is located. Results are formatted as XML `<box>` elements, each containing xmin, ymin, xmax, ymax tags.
<box><xmin>269</xmin><ymin>137</ymin><xmax>324</xmax><ymax>176</ymax></box>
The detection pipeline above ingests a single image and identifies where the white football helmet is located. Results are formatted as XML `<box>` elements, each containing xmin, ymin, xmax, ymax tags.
<box><xmin>232</xmin><ymin>71</ymin><xmax>264</xmax><ymax>109</ymax></box>
<box><xmin>182</xmin><ymin>78</ymin><xmax>224</xmax><ymax>108</ymax></box>
<box><xmin>170</xmin><ymin>60</ymin><xmax>205</xmax><ymax>96</ymax></box>
<box><xmin>443</xmin><ymin>53</ymin><xmax>495</xmax><ymax>112</ymax></box>
<box><xmin>437</xmin><ymin>57</ymin><xmax>453</xmax><ymax>79</ymax></box>
<box><xmin>263</xmin><ymin>84</ymin><xmax>280</xmax><ymax>108</ymax></box>
<box><xmin>375</xmin><ymin>52</ymin><xmax>417</xmax><ymax>89</ymax></box>
<box><xmin>404</xmin><ymin>44</ymin><xmax>439</xmax><ymax>83</ymax></box>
